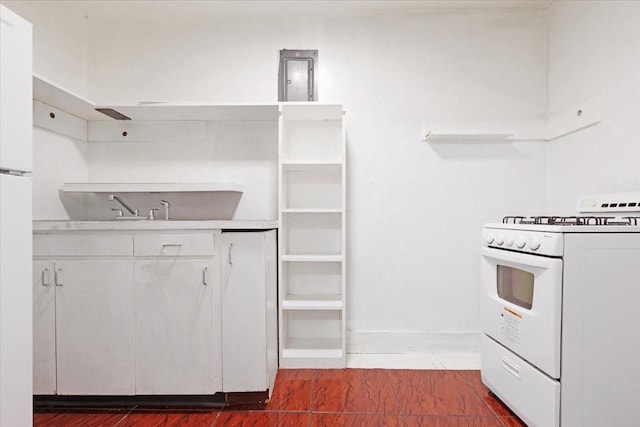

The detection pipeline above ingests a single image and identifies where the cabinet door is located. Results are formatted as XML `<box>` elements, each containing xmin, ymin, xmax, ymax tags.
<box><xmin>33</xmin><ymin>261</ymin><xmax>55</xmax><ymax>395</ymax></box>
<box><xmin>134</xmin><ymin>259</ymin><xmax>218</xmax><ymax>394</ymax></box>
<box><xmin>221</xmin><ymin>232</ymin><xmax>273</xmax><ymax>393</ymax></box>
<box><xmin>55</xmin><ymin>261</ymin><xmax>135</xmax><ymax>395</ymax></box>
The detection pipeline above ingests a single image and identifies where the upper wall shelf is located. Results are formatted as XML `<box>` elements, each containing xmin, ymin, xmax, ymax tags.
<box><xmin>423</xmin><ymin>130</ymin><xmax>514</xmax><ymax>142</ymax></box>
<box><xmin>33</xmin><ymin>75</ymin><xmax>280</xmax><ymax>123</ymax></box>
<box><xmin>109</xmin><ymin>104</ymin><xmax>279</xmax><ymax>122</ymax></box>
<box><xmin>62</xmin><ymin>182</ymin><xmax>244</xmax><ymax>193</ymax></box>
<box><xmin>33</xmin><ymin>74</ymin><xmax>108</xmax><ymax>121</ymax></box>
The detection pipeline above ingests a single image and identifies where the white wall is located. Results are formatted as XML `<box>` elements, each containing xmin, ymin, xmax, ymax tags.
<box><xmin>5</xmin><ymin>1</ymin><xmax>551</xmax><ymax>354</ymax></box>
<box><xmin>1</xmin><ymin>0</ymin><xmax>92</xmax><ymax>220</ymax></box>
<box><xmin>546</xmin><ymin>1</ymin><xmax>640</xmax><ymax>213</ymax></box>
<box><xmin>85</xmin><ymin>5</ymin><xmax>548</xmax><ymax>352</ymax></box>
<box><xmin>32</xmin><ymin>127</ymin><xmax>89</xmax><ymax>220</ymax></box>
<box><xmin>87</xmin><ymin>120</ymin><xmax>278</xmax><ymax>220</ymax></box>
<box><xmin>1</xmin><ymin>0</ymin><xmax>89</xmax><ymax>97</ymax></box>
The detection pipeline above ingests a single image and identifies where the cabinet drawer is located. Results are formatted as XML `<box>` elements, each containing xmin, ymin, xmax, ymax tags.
<box><xmin>134</xmin><ymin>233</ymin><xmax>214</xmax><ymax>257</ymax></box>
<box><xmin>481</xmin><ymin>335</ymin><xmax>560</xmax><ymax>427</ymax></box>
<box><xmin>33</xmin><ymin>234</ymin><xmax>133</xmax><ymax>257</ymax></box>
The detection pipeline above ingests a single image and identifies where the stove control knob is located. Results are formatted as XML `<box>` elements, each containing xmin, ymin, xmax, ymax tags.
<box><xmin>515</xmin><ymin>237</ymin><xmax>526</xmax><ymax>249</ymax></box>
<box><xmin>482</xmin><ymin>233</ymin><xmax>494</xmax><ymax>244</ymax></box>
<box><xmin>529</xmin><ymin>238</ymin><xmax>541</xmax><ymax>251</ymax></box>
<box><xmin>505</xmin><ymin>235</ymin><xmax>514</xmax><ymax>247</ymax></box>
<box><xmin>495</xmin><ymin>234</ymin><xmax>505</xmax><ymax>245</ymax></box>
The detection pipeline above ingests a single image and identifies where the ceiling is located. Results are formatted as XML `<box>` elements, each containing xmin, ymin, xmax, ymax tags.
<box><xmin>64</xmin><ymin>0</ymin><xmax>554</xmax><ymax>22</ymax></box>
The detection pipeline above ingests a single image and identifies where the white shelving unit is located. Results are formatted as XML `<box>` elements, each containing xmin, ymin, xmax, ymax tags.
<box><xmin>278</xmin><ymin>104</ymin><xmax>346</xmax><ymax>368</ymax></box>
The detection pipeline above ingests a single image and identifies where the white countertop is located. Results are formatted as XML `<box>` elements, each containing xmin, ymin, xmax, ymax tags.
<box><xmin>34</xmin><ymin>220</ymin><xmax>278</xmax><ymax>232</ymax></box>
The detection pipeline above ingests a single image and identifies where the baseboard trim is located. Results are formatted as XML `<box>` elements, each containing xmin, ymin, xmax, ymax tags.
<box><xmin>345</xmin><ymin>331</ymin><xmax>481</xmax><ymax>370</ymax></box>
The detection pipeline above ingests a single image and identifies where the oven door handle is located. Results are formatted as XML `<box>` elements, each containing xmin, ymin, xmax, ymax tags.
<box><xmin>481</xmin><ymin>246</ymin><xmax>559</xmax><ymax>269</ymax></box>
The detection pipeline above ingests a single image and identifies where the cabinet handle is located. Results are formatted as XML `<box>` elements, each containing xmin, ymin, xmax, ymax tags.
<box><xmin>55</xmin><ymin>268</ymin><xmax>64</xmax><ymax>286</ymax></box>
<box><xmin>202</xmin><ymin>267</ymin><xmax>208</xmax><ymax>286</ymax></box>
<box><xmin>162</xmin><ymin>243</ymin><xmax>183</xmax><ymax>248</ymax></box>
<box><xmin>229</xmin><ymin>243</ymin><xmax>233</xmax><ymax>265</ymax></box>
<box><xmin>42</xmin><ymin>268</ymin><xmax>51</xmax><ymax>286</ymax></box>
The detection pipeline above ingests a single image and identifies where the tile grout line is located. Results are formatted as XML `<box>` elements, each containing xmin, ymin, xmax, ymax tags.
<box><xmin>384</xmin><ymin>369</ymin><xmax>410</xmax><ymax>425</ymax></box>
<box><xmin>454</xmin><ymin>371</ymin><xmax>512</xmax><ymax>426</ymax></box>
<box><xmin>307</xmin><ymin>369</ymin><xmax>316</xmax><ymax>427</ymax></box>
<box><xmin>112</xmin><ymin>405</ymin><xmax>137</xmax><ymax>427</ymax></box>
<box><xmin>209</xmin><ymin>410</ymin><xmax>221</xmax><ymax>427</ymax></box>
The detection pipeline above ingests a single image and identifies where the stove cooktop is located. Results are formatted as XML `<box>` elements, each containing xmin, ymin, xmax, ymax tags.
<box><xmin>502</xmin><ymin>215</ymin><xmax>640</xmax><ymax>226</ymax></box>
<box><xmin>486</xmin><ymin>191</ymin><xmax>640</xmax><ymax>234</ymax></box>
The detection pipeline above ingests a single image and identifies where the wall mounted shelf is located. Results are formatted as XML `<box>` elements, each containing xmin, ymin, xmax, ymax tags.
<box><xmin>423</xmin><ymin>130</ymin><xmax>514</xmax><ymax>142</ymax></box>
<box><xmin>33</xmin><ymin>74</ymin><xmax>107</xmax><ymax>121</ymax></box>
<box><xmin>33</xmin><ymin>75</ymin><xmax>280</xmax><ymax>123</ymax></box>
<box><xmin>106</xmin><ymin>104</ymin><xmax>279</xmax><ymax>122</ymax></box>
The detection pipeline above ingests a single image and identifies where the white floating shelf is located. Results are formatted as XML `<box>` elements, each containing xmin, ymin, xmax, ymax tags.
<box><xmin>62</xmin><ymin>182</ymin><xmax>244</xmax><ymax>193</ymax></box>
<box><xmin>423</xmin><ymin>130</ymin><xmax>513</xmax><ymax>142</ymax></box>
<box><xmin>105</xmin><ymin>103</ymin><xmax>280</xmax><ymax>122</ymax></box>
<box><xmin>282</xmin><ymin>254</ymin><xmax>343</xmax><ymax>262</ymax></box>
<box><xmin>282</xmin><ymin>295</ymin><xmax>343</xmax><ymax>310</ymax></box>
<box><xmin>33</xmin><ymin>74</ymin><xmax>108</xmax><ymax>121</ymax></box>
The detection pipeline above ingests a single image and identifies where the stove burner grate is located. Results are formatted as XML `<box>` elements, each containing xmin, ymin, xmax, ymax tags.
<box><xmin>502</xmin><ymin>216</ymin><xmax>640</xmax><ymax>226</ymax></box>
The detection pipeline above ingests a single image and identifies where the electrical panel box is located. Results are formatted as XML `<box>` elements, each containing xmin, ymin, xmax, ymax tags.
<box><xmin>278</xmin><ymin>49</ymin><xmax>318</xmax><ymax>102</ymax></box>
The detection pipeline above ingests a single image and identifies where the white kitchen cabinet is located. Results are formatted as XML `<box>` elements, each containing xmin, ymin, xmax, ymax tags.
<box><xmin>221</xmin><ymin>231</ymin><xmax>277</xmax><ymax>394</ymax></box>
<box><xmin>33</xmin><ymin>233</ymin><xmax>136</xmax><ymax>396</ymax></box>
<box><xmin>134</xmin><ymin>258</ymin><xmax>219</xmax><ymax>394</ymax></box>
<box><xmin>278</xmin><ymin>104</ymin><xmax>346</xmax><ymax>368</ymax></box>
<box><xmin>33</xmin><ymin>261</ymin><xmax>56</xmax><ymax>395</ymax></box>
<box><xmin>33</xmin><ymin>226</ymin><xmax>277</xmax><ymax>399</ymax></box>
<box><xmin>55</xmin><ymin>260</ymin><xmax>135</xmax><ymax>395</ymax></box>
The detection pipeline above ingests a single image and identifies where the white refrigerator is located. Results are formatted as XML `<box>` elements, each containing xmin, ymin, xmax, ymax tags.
<box><xmin>0</xmin><ymin>5</ymin><xmax>33</xmax><ymax>426</ymax></box>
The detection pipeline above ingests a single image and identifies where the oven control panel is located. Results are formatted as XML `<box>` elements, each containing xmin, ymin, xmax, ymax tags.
<box><xmin>481</xmin><ymin>228</ymin><xmax>564</xmax><ymax>257</ymax></box>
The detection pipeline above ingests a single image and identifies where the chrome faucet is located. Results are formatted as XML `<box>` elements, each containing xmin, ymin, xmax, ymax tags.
<box><xmin>109</xmin><ymin>194</ymin><xmax>139</xmax><ymax>217</ymax></box>
<box><xmin>160</xmin><ymin>200</ymin><xmax>171</xmax><ymax>220</ymax></box>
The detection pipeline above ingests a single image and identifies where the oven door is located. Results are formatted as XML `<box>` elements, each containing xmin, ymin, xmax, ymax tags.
<box><xmin>480</xmin><ymin>246</ymin><xmax>562</xmax><ymax>378</ymax></box>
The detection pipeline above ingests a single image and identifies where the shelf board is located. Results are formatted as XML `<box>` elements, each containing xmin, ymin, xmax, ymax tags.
<box><xmin>282</xmin><ymin>295</ymin><xmax>343</xmax><ymax>310</ymax></box>
<box><xmin>282</xmin><ymin>254</ymin><xmax>343</xmax><ymax>262</ymax></box>
<box><xmin>33</xmin><ymin>74</ymin><xmax>108</xmax><ymax>121</ymax></box>
<box><xmin>103</xmin><ymin>103</ymin><xmax>279</xmax><ymax>122</ymax></box>
<box><xmin>62</xmin><ymin>182</ymin><xmax>244</xmax><ymax>193</ymax></box>
<box><xmin>33</xmin><ymin>76</ymin><xmax>280</xmax><ymax>122</ymax></box>
<box><xmin>282</xmin><ymin>208</ymin><xmax>343</xmax><ymax>214</ymax></box>
<box><xmin>423</xmin><ymin>130</ymin><xmax>513</xmax><ymax>142</ymax></box>
<box><xmin>282</xmin><ymin>338</ymin><xmax>343</xmax><ymax>359</ymax></box>
<box><xmin>280</xmin><ymin>104</ymin><xmax>344</xmax><ymax>121</ymax></box>
<box><xmin>281</xmin><ymin>160</ymin><xmax>343</xmax><ymax>166</ymax></box>
<box><xmin>282</xmin><ymin>348</ymin><xmax>344</xmax><ymax>359</ymax></box>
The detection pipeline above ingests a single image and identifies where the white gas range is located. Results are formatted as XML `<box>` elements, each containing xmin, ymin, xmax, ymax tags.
<box><xmin>479</xmin><ymin>191</ymin><xmax>640</xmax><ymax>427</ymax></box>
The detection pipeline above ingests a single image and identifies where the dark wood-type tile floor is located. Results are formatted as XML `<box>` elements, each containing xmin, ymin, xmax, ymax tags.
<box><xmin>33</xmin><ymin>369</ymin><xmax>526</xmax><ymax>426</ymax></box>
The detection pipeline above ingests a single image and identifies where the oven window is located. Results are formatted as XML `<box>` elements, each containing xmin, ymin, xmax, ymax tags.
<box><xmin>497</xmin><ymin>266</ymin><xmax>534</xmax><ymax>310</ymax></box>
